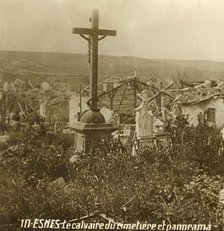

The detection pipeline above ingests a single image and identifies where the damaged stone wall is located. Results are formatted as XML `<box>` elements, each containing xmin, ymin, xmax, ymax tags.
<box><xmin>181</xmin><ymin>97</ymin><xmax>224</xmax><ymax>129</ymax></box>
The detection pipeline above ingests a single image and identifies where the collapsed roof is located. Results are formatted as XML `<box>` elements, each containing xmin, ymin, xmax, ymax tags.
<box><xmin>175</xmin><ymin>80</ymin><xmax>224</xmax><ymax>105</ymax></box>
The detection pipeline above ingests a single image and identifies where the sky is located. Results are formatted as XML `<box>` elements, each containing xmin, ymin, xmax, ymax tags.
<box><xmin>0</xmin><ymin>0</ymin><xmax>224</xmax><ymax>61</ymax></box>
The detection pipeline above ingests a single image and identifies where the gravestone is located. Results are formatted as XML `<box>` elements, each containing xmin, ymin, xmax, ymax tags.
<box><xmin>124</xmin><ymin>124</ymin><xmax>135</xmax><ymax>137</ymax></box>
<box><xmin>135</xmin><ymin>90</ymin><xmax>153</xmax><ymax>142</ymax></box>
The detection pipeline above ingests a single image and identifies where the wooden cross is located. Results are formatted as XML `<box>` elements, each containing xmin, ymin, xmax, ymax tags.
<box><xmin>73</xmin><ymin>9</ymin><xmax>116</xmax><ymax>110</ymax></box>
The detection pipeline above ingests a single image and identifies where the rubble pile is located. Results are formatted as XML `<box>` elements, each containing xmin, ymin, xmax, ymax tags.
<box><xmin>176</xmin><ymin>80</ymin><xmax>224</xmax><ymax>104</ymax></box>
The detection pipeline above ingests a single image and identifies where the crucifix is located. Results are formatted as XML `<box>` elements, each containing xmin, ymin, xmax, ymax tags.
<box><xmin>73</xmin><ymin>9</ymin><xmax>116</xmax><ymax>110</ymax></box>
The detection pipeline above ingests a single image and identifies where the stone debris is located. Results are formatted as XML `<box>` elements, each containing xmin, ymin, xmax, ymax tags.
<box><xmin>219</xmin><ymin>188</ymin><xmax>224</xmax><ymax>205</ymax></box>
<box><xmin>0</xmin><ymin>135</ymin><xmax>9</xmax><ymax>143</ymax></box>
<box><xmin>221</xmin><ymin>127</ymin><xmax>224</xmax><ymax>140</ymax></box>
<box><xmin>50</xmin><ymin>177</ymin><xmax>66</xmax><ymax>186</ymax></box>
<box><xmin>69</xmin><ymin>154</ymin><xmax>80</xmax><ymax>163</ymax></box>
<box><xmin>176</xmin><ymin>80</ymin><xmax>224</xmax><ymax>104</ymax></box>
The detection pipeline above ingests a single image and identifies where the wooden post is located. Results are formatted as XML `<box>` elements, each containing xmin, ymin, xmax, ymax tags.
<box><xmin>90</xmin><ymin>10</ymin><xmax>99</xmax><ymax>109</ymax></box>
<box><xmin>79</xmin><ymin>84</ymin><xmax>82</xmax><ymax>114</ymax></box>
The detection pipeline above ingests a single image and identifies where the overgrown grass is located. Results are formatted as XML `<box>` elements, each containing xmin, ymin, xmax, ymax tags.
<box><xmin>0</xmin><ymin>116</ymin><xmax>224</xmax><ymax>229</ymax></box>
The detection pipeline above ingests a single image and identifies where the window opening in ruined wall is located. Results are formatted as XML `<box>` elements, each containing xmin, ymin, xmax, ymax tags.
<box><xmin>206</xmin><ymin>108</ymin><xmax>216</xmax><ymax>123</ymax></box>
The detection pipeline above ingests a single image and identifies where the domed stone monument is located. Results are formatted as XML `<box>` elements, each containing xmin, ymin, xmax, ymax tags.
<box><xmin>73</xmin><ymin>108</ymin><xmax>116</xmax><ymax>153</ymax></box>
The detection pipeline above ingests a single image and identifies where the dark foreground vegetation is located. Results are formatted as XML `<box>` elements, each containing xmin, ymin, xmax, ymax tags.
<box><xmin>0</xmin><ymin>115</ymin><xmax>224</xmax><ymax>230</ymax></box>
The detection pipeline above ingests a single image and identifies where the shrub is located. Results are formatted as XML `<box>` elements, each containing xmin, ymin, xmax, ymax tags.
<box><xmin>0</xmin><ymin>115</ymin><xmax>223</xmax><ymax>229</ymax></box>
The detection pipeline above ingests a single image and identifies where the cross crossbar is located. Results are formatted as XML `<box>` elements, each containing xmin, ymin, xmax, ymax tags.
<box><xmin>73</xmin><ymin>28</ymin><xmax>116</xmax><ymax>36</ymax></box>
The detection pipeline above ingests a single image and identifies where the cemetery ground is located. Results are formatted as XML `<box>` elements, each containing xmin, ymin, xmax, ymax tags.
<box><xmin>0</xmin><ymin>114</ymin><xmax>224</xmax><ymax>230</ymax></box>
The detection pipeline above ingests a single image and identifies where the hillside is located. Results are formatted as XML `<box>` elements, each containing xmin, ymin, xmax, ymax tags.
<box><xmin>0</xmin><ymin>50</ymin><xmax>224</xmax><ymax>88</ymax></box>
